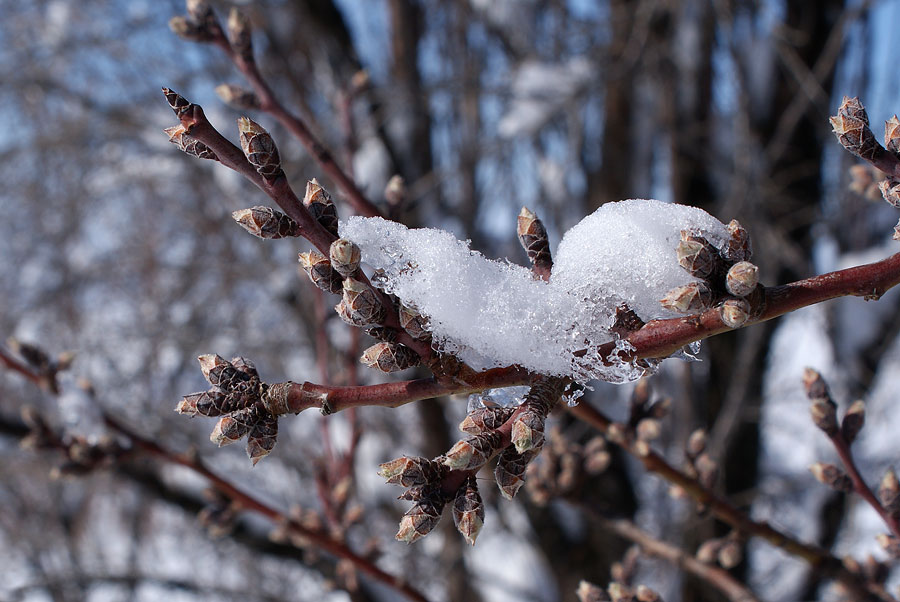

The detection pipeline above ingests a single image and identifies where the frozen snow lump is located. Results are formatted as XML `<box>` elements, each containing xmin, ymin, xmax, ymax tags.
<box><xmin>339</xmin><ymin>199</ymin><xmax>729</xmax><ymax>383</ymax></box>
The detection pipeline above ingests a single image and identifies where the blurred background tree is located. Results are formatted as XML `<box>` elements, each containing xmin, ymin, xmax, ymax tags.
<box><xmin>2</xmin><ymin>1</ymin><xmax>900</xmax><ymax>601</ymax></box>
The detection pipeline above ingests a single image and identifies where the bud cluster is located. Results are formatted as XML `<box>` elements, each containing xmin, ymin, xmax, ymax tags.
<box><xmin>377</xmin><ymin>456</ymin><xmax>453</xmax><ymax>544</ymax></box>
<box><xmin>802</xmin><ymin>368</ymin><xmax>838</xmax><ymax>437</ymax></box>
<box><xmin>524</xmin><ymin>427</ymin><xmax>611</xmax><ymax>506</ymax></box>
<box><xmin>177</xmin><ymin>354</ymin><xmax>279</xmax><ymax>464</ymax></box>
<box><xmin>660</xmin><ymin>222</ymin><xmax>761</xmax><ymax>330</ymax></box>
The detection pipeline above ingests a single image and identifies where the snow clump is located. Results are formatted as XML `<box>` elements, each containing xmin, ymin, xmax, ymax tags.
<box><xmin>339</xmin><ymin>199</ymin><xmax>729</xmax><ymax>383</ymax></box>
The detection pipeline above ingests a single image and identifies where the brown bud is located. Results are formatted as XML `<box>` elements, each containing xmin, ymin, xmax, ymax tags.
<box><xmin>676</xmin><ymin>237</ymin><xmax>716</xmax><ymax>279</ymax></box>
<box><xmin>232</xmin><ymin>206</ymin><xmax>300</xmax><ymax>239</ymax></box>
<box><xmin>660</xmin><ymin>282</ymin><xmax>713</xmax><ymax>314</ymax></box>
<box><xmin>606</xmin><ymin>422</ymin><xmax>628</xmax><ymax>445</ymax></box>
<box><xmin>452</xmin><ymin>477</ymin><xmax>485</xmax><ymax>545</ymax></box>
<box><xmin>342</xmin><ymin>278</ymin><xmax>386</xmax><ymax>326</ymax></box>
<box><xmin>210</xmin><ymin>407</ymin><xmax>256</xmax><ymax>446</ymax></box>
<box><xmin>385</xmin><ymin>175</ymin><xmax>406</xmax><ymax>206</ymax></box>
<box><xmin>238</xmin><ymin>117</ymin><xmax>282</xmax><ymax>179</ymax></box>
<box><xmin>162</xmin><ymin>87</ymin><xmax>194</xmax><ymax>120</ymax></box>
<box><xmin>395</xmin><ymin>496</ymin><xmax>445</xmax><ymax>544</ymax></box>
<box><xmin>495</xmin><ymin>446</ymin><xmax>539</xmax><ymax>500</ymax></box>
<box><xmin>717</xmin><ymin>538</ymin><xmax>743</xmax><ymax>569</ymax></box>
<box><xmin>378</xmin><ymin>456</ymin><xmax>444</xmax><ymax>487</ymax></box>
<box><xmin>443</xmin><ymin>431</ymin><xmax>504</xmax><ymax>471</ymax></box>
<box><xmin>164</xmin><ymin>125</ymin><xmax>217</xmax><ymax>161</ymax></box>
<box><xmin>810</xmin><ymin>462</ymin><xmax>853</xmax><ymax>493</ymax></box>
<box><xmin>303</xmin><ymin>179</ymin><xmax>339</xmax><ymax>236</ymax></box>
<box><xmin>886</xmin><ymin>115</ymin><xmax>900</xmax><ymax>157</ymax></box>
<box><xmin>841</xmin><ymin>400</ymin><xmax>866</xmax><ymax>445</ymax></box>
<box><xmin>636</xmin><ymin>418</ymin><xmax>661</xmax><ymax>442</ymax></box>
<box><xmin>198</xmin><ymin>354</ymin><xmax>229</xmax><ymax>385</ymax></box>
<box><xmin>178</xmin><ymin>390</ymin><xmax>236</xmax><ymax>417</ymax></box>
<box><xmin>329</xmin><ymin>239</ymin><xmax>361</xmax><ymax>277</ymax></box>
<box><xmin>576</xmin><ymin>580</ymin><xmax>610</xmax><ymax>602</ymax></box>
<box><xmin>335</xmin><ymin>300</ymin><xmax>371</xmax><ymax>327</ymax></box>
<box><xmin>722</xmin><ymin>219</ymin><xmax>752</xmax><ymax>263</ymax></box>
<box><xmin>876</xmin><ymin>534</ymin><xmax>900</xmax><ymax>558</ymax></box>
<box><xmin>830</xmin><ymin>96</ymin><xmax>881</xmax><ymax>161</ymax></box>
<box><xmin>725</xmin><ymin>261</ymin><xmax>759</xmax><ymax>297</ymax></box>
<box><xmin>298</xmin><ymin>251</ymin><xmax>343</xmax><ymax>294</ymax></box>
<box><xmin>215</xmin><ymin>84</ymin><xmax>260</xmax><ymax>110</ymax></box>
<box><xmin>686</xmin><ymin>428</ymin><xmax>707</xmax><ymax>459</ymax></box>
<box><xmin>186</xmin><ymin>0</ymin><xmax>217</xmax><ymax>28</ymax></box>
<box><xmin>399</xmin><ymin>304</ymin><xmax>431</xmax><ymax>341</ymax></box>
<box><xmin>803</xmin><ymin>368</ymin><xmax>838</xmax><ymax>437</ymax></box>
<box><xmin>459</xmin><ymin>406</ymin><xmax>516</xmax><ymax>434</ymax></box>
<box><xmin>695</xmin><ymin>453</ymin><xmax>718</xmax><ymax>489</ymax></box>
<box><xmin>246</xmin><ymin>411</ymin><xmax>278</xmax><ymax>465</ymax></box>
<box><xmin>879</xmin><ymin>177</ymin><xmax>900</xmax><ymax>209</ymax></box>
<box><xmin>719</xmin><ymin>298</ymin><xmax>750</xmax><ymax>329</ymax></box>
<box><xmin>511</xmin><ymin>408</ymin><xmax>546</xmax><ymax>454</ymax></box>
<box><xmin>227</xmin><ymin>7</ymin><xmax>253</xmax><ymax>63</ymax></box>
<box><xmin>583</xmin><ymin>436</ymin><xmax>611</xmax><ymax>474</ymax></box>
<box><xmin>517</xmin><ymin>207</ymin><xmax>552</xmax><ymax>269</ymax></box>
<box><xmin>879</xmin><ymin>468</ymin><xmax>900</xmax><ymax>516</ymax></box>
<box><xmin>696</xmin><ymin>538</ymin><xmax>723</xmax><ymax>564</ymax></box>
<box><xmin>360</xmin><ymin>342</ymin><xmax>419</xmax><ymax>372</ymax></box>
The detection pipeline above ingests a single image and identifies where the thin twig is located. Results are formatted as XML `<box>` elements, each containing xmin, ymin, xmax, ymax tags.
<box><xmin>567</xmin><ymin>402</ymin><xmax>893</xmax><ymax>601</ymax></box>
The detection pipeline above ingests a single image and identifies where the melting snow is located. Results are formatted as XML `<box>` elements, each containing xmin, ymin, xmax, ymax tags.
<box><xmin>340</xmin><ymin>199</ymin><xmax>729</xmax><ymax>383</ymax></box>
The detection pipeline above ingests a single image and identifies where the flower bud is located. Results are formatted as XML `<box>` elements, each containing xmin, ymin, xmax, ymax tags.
<box><xmin>660</xmin><ymin>282</ymin><xmax>713</xmax><ymax>314</ymax></box>
<box><xmin>810</xmin><ymin>462</ymin><xmax>853</xmax><ymax>492</ymax></box>
<box><xmin>879</xmin><ymin>468</ymin><xmax>900</xmax><ymax>516</ymax></box>
<box><xmin>385</xmin><ymin>175</ymin><xmax>406</xmax><ymax>206</ymax></box>
<box><xmin>803</xmin><ymin>368</ymin><xmax>838</xmax><ymax>436</ymax></box>
<box><xmin>360</xmin><ymin>342</ymin><xmax>419</xmax><ymax>372</ymax></box>
<box><xmin>879</xmin><ymin>177</ymin><xmax>900</xmax><ymax>209</ymax></box>
<box><xmin>246</xmin><ymin>413</ymin><xmax>278</xmax><ymax>465</ymax></box>
<box><xmin>210</xmin><ymin>407</ymin><xmax>255</xmax><ymax>446</ymax></box>
<box><xmin>169</xmin><ymin>16</ymin><xmax>213</xmax><ymax>42</ymax></box>
<box><xmin>342</xmin><ymin>278</ymin><xmax>386</xmax><ymax>326</ymax></box>
<box><xmin>298</xmin><ymin>251</ymin><xmax>343</xmax><ymax>294</ymax></box>
<box><xmin>636</xmin><ymin>418</ymin><xmax>661</xmax><ymax>442</ymax></box>
<box><xmin>238</xmin><ymin>117</ymin><xmax>282</xmax><ymax>179</ymax></box>
<box><xmin>164</xmin><ymin>125</ymin><xmax>218</xmax><ymax>161</ymax></box>
<box><xmin>398</xmin><ymin>304</ymin><xmax>431</xmax><ymax>341</ymax></box>
<box><xmin>722</xmin><ymin>219</ymin><xmax>752</xmax><ymax>263</ymax></box>
<box><xmin>378</xmin><ymin>456</ymin><xmax>443</xmax><ymax>487</ymax></box>
<box><xmin>452</xmin><ymin>477</ymin><xmax>485</xmax><ymax>545</ymax></box>
<box><xmin>696</xmin><ymin>538</ymin><xmax>723</xmax><ymax>564</ymax></box>
<box><xmin>459</xmin><ymin>406</ymin><xmax>516</xmax><ymax>434</ymax></box>
<box><xmin>162</xmin><ymin>87</ymin><xmax>194</xmax><ymax>120</ymax></box>
<box><xmin>676</xmin><ymin>236</ymin><xmax>716</xmax><ymax>278</ymax></box>
<box><xmin>886</xmin><ymin>115</ymin><xmax>900</xmax><ymax>157</ymax></box>
<box><xmin>443</xmin><ymin>431</ymin><xmax>504</xmax><ymax>471</ymax></box>
<box><xmin>303</xmin><ymin>179</ymin><xmax>339</xmax><ymax>236</ymax></box>
<box><xmin>830</xmin><ymin>96</ymin><xmax>880</xmax><ymax>161</ymax></box>
<box><xmin>725</xmin><ymin>261</ymin><xmax>759</xmax><ymax>297</ymax></box>
<box><xmin>232</xmin><ymin>206</ymin><xmax>300</xmax><ymax>239</ymax></box>
<box><xmin>717</xmin><ymin>538</ymin><xmax>743</xmax><ymax>569</ymax></box>
<box><xmin>841</xmin><ymin>400</ymin><xmax>866</xmax><ymax>445</ymax></box>
<box><xmin>695</xmin><ymin>453</ymin><xmax>718</xmax><ymax>489</ymax></box>
<box><xmin>517</xmin><ymin>207</ymin><xmax>552</xmax><ymax>269</ymax></box>
<box><xmin>495</xmin><ymin>446</ymin><xmax>538</xmax><ymax>500</ymax></box>
<box><xmin>719</xmin><ymin>298</ymin><xmax>750</xmax><ymax>329</ymax></box>
<box><xmin>329</xmin><ymin>239</ymin><xmax>361</xmax><ymax>277</ymax></box>
<box><xmin>511</xmin><ymin>408</ymin><xmax>546</xmax><ymax>454</ymax></box>
<box><xmin>395</xmin><ymin>496</ymin><xmax>445</xmax><ymax>544</ymax></box>
<box><xmin>365</xmin><ymin>326</ymin><xmax>398</xmax><ymax>342</ymax></box>
<box><xmin>227</xmin><ymin>7</ymin><xmax>253</xmax><ymax>63</ymax></box>
<box><xmin>215</xmin><ymin>84</ymin><xmax>260</xmax><ymax>110</ymax></box>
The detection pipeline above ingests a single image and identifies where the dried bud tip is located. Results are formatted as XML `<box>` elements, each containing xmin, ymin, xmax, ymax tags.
<box><xmin>304</xmin><ymin>178</ymin><xmax>332</xmax><ymax>206</ymax></box>
<box><xmin>162</xmin><ymin>87</ymin><xmax>194</xmax><ymax>119</ymax></box>
<box><xmin>719</xmin><ymin>298</ymin><xmax>750</xmax><ymax>329</ymax></box>
<box><xmin>517</xmin><ymin>206</ymin><xmax>551</xmax><ymax>268</ymax></box>
<box><xmin>885</xmin><ymin>115</ymin><xmax>900</xmax><ymax>156</ymax></box>
<box><xmin>725</xmin><ymin>261</ymin><xmax>759</xmax><ymax>297</ymax></box>
<box><xmin>676</xmin><ymin>238</ymin><xmax>716</xmax><ymax>279</ymax></box>
<box><xmin>198</xmin><ymin>354</ymin><xmax>228</xmax><ymax>381</ymax></box>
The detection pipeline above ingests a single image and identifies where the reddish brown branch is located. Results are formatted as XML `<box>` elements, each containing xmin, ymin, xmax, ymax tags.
<box><xmin>1</xmin><ymin>345</ymin><xmax>430</xmax><ymax>602</ymax></box>
<box><xmin>581</xmin><ymin>513</ymin><xmax>760</xmax><ymax>602</ymax></box>
<box><xmin>567</xmin><ymin>402</ymin><xmax>892</xmax><ymax>601</ymax></box>
<box><xmin>830</xmin><ymin>433</ymin><xmax>900</xmax><ymax>539</ymax></box>
<box><xmin>209</xmin><ymin>36</ymin><xmax>383</xmax><ymax>218</ymax></box>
